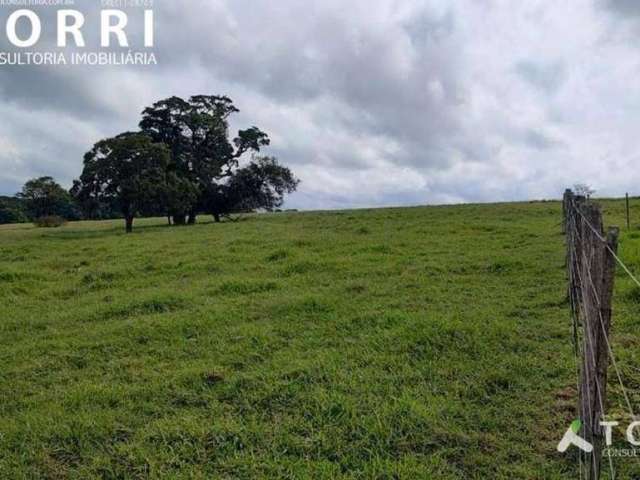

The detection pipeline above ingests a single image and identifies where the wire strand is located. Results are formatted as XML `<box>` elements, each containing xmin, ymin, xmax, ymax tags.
<box><xmin>575</xmin><ymin>229</ymin><xmax>621</xmax><ymax>478</ymax></box>
<box><xmin>567</xmin><ymin>199</ymin><xmax>640</xmax><ymax>478</ymax></box>
<box><xmin>571</xmin><ymin>201</ymin><xmax>637</xmax><ymax>419</ymax></box>
<box><xmin>581</xmin><ymin>246</ymin><xmax>637</xmax><ymax>422</ymax></box>
<box><xmin>572</xmin><ymin>227</ymin><xmax>616</xmax><ymax>479</ymax></box>
<box><xmin>573</xmin><ymin>201</ymin><xmax>640</xmax><ymax>291</ymax></box>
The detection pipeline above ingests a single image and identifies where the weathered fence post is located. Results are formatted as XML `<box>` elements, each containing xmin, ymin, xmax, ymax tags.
<box><xmin>563</xmin><ymin>189</ymin><xmax>572</xmax><ymax>235</ymax></box>
<box><xmin>566</xmin><ymin>191</ymin><xmax>585</xmax><ymax>320</ymax></box>
<box><xmin>564</xmin><ymin>192</ymin><xmax>619</xmax><ymax>480</ymax></box>
<box><xmin>626</xmin><ymin>193</ymin><xmax>630</xmax><ymax>230</ymax></box>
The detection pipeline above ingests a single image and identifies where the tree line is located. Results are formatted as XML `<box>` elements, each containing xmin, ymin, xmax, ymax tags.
<box><xmin>0</xmin><ymin>95</ymin><xmax>299</xmax><ymax>232</ymax></box>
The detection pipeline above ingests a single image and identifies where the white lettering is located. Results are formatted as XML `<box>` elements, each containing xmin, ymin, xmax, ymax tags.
<box><xmin>144</xmin><ymin>10</ymin><xmax>154</xmax><ymax>47</ymax></box>
<box><xmin>600</xmin><ymin>421</ymin><xmax>619</xmax><ymax>446</ymax></box>
<box><xmin>6</xmin><ymin>10</ymin><xmax>41</xmax><ymax>48</ymax></box>
<box><xmin>627</xmin><ymin>421</ymin><xmax>640</xmax><ymax>446</ymax></box>
<box><xmin>57</xmin><ymin>10</ymin><xmax>85</xmax><ymax>48</ymax></box>
<box><xmin>101</xmin><ymin>10</ymin><xmax>128</xmax><ymax>47</ymax></box>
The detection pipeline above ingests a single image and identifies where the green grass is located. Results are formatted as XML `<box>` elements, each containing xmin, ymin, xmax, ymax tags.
<box><xmin>1</xmin><ymin>200</ymin><xmax>639</xmax><ymax>478</ymax></box>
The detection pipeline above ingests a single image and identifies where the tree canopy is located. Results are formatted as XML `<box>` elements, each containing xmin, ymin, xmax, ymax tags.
<box><xmin>139</xmin><ymin>95</ymin><xmax>271</xmax><ymax>224</ymax></box>
<box><xmin>17</xmin><ymin>176</ymin><xmax>78</xmax><ymax>220</ymax></box>
<box><xmin>206</xmin><ymin>156</ymin><xmax>299</xmax><ymax>222</ymax></box>
<box><xmin>73</xmin><ymin>133</ymin><xmax>170</xmax><ymax>232</ymax></box>
<box><xmin>72</xmin><ymin>95</ymin><xmax>299</xmax><ymax>232</ymax></box>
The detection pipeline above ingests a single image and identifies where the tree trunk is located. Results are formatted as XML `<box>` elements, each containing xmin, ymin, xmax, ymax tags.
<box><xmin>188</xmin><ymin>210</ymin><xmax>197</xmax><ymax>225</ymax></box>
<box><xmin>167</xmin><ymin>215</ymin><xmax>172</xmax><ymax>226</ymax></box>
<box><xmin>173</xmin><ymin>214</ymin><xmax>186</xmax><ymax>225</ymax></box>
<box><xmin>213</xmin><ymin>213</ymin><xmax>221</xmax><ymax>223</ymax></box>
<box><xmin>125</xmin><ymin>216</ymin><xmax>134</xmax><ymax>233</ymax></box>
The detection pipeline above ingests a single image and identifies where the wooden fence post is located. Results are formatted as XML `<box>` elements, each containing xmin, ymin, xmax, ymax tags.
<box><xmin>564</xmin><ymin>193</ymin><xmax>619</xmax><ymax>480</ymax></box>
<box><xmin>566</xmin><ymin>191</ymin><xmax>585</xmax><ymax>322</ymax></box>
<box><xmin>626</xmin><ymin>193</ymin><xmax>630</xmax><ymax>230</ymax></box>
<box><xmin>563</xmin><ymin>189</ymin><xmax>573</xmax><ymax>235</ymax></box>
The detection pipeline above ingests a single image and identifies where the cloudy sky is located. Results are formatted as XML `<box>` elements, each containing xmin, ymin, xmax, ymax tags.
<box><xmin>0</xmin><ymin>0</ymin><xmax>639</xmax><ymax>209</ymax></box>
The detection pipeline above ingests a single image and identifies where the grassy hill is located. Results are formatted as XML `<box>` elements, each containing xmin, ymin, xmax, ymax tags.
<box><xmin>1</xmin><ymin>200</ymin><xmax>639</xmax><ymax>478</ymax></box>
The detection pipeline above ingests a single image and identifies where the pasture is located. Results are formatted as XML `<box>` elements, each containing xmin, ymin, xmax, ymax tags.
<box><xmin>1</xmin><ymin>200</ymin><xmax>639</xmax><ymax>478</ymax></box>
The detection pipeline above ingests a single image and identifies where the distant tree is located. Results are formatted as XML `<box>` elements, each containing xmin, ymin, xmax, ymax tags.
<box><xmin>0</xmin><ymin>196</ymin><xmax>28</xmax><ymax>224</ymax></box>
<box><xmin>139</xmin><ymin>95</ymin><xmax>270</xmax><ymax>224</ymax></box>
<box><xmin>73</xmin><ymin>133</ymin><xmax>170</xmax><ymax>233</ymax></box>
<box><xmin>17</xmin><ymin>176</ymin><xmax>78</xmax><ymax>220</ymax></box>
<box><xmin>204</xmin><ymin>156</ymin><xmax>300</xmax><ymax>222</ymax></box>
<box><xmin>574</xmin><ymin>183</ymin><xmax>595</xmax><ymax>199</ymax></box>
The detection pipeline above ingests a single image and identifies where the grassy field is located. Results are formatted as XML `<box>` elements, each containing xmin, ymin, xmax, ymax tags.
<box><xmin>1</xmin><ymin>200</ymin><xmax>639</xmax><ymax>479</ymax></box>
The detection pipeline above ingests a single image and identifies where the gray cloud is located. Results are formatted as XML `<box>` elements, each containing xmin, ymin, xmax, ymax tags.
<box><xmin>514</xmin><ymin>60</ymin><xmax>566</xmax><ymax>94</ymax></box>
<box><xmin>516</xmin><ymin>129</ymin><xmax>565</xmax><ymax>151</ymax></box>
<box><xmin>1</xmin><ymin>1</ymin><xmax>640</xmax><ymax>209</ymax></box>
<box><xmin>602</xmin><ymin>0</ymin><xmax>640</xmax><ymax>15</ymax></box>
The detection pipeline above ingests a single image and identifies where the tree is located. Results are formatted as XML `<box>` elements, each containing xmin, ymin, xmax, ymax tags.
<box><xmin>73</xmin><ymin>133</ymin><xmax>170</xmax><ymax>233</ymax></box>
<box><xmin>0</xmin><ymin>196</ymin><xmax>28</xmax><ymax>224</ymax></box>
<box><xmin>72</xmin><ymin>95</ymin><xmax>298</xmax><ymax>228</ymax></box>
<box><xmin>17</xmin><ymin>176</ymin><xmax>78</xmax><ymax>220</ymax></box>
<box><xmin>574</xmin><ymin>183</ymin><xmax>595</xmax><ymax>199</ymax></box>
<box><xmin>204</xmin><ymin>156</ymin><xmax>300</xmax><ymax>222</ymax></box>
<box><xmin>139</xmin><ymin>95</ymin><xmax>270</xmax><ymax>224</ymax></box>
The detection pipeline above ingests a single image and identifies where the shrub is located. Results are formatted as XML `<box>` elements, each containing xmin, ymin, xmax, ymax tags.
<box><xmin>33</xmin><ymin>216</ymin><xmax>67</xmax><ymax>228</ymax></box>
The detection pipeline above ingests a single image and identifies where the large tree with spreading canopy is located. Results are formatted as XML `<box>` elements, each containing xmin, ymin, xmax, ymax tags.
<box><xmin>139</xmin><ymin>95</ymin><xmax>271</xmax><ymax>224</ymax></box>
<box><xmin>73</xmin><ymin>95</ymin><xmax>299</xmax><ymax>231</ymax></box>
<box><xmin>73</xmin><ymin>133</ymin><xmax>170</xmax><ymax>233</ymax></box>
